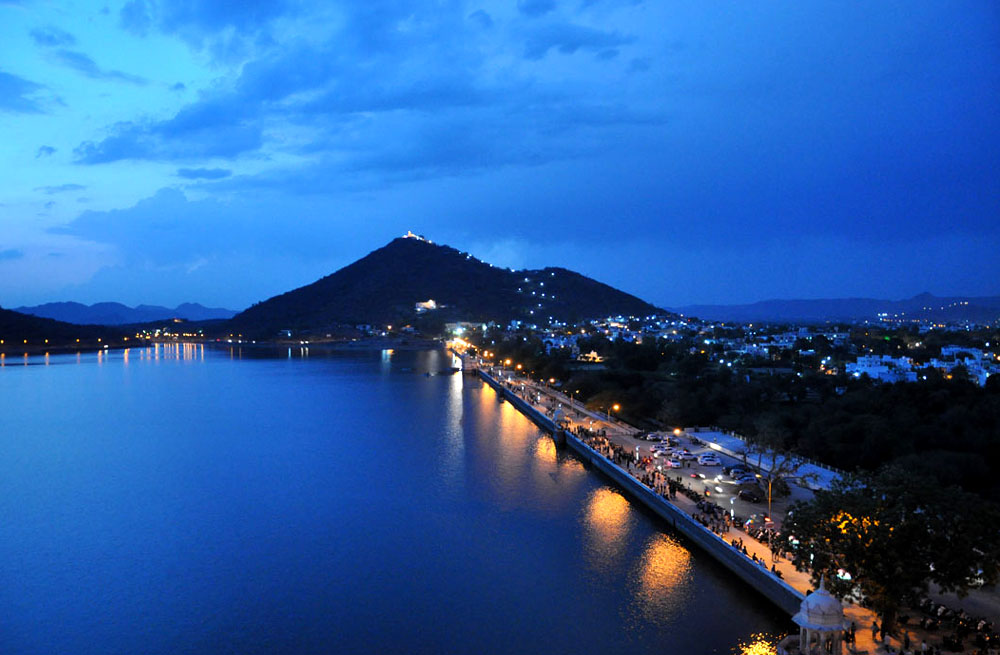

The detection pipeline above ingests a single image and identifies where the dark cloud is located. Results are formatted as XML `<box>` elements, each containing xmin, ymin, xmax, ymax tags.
<box><xmin>35</xmin><ymin>183</ymin><xmax>86</xmax><ymax>194</ymax></box>
<box><xmin>0</xmin><ymin>248</ymin><xmax>24</xmax><ymax>261</ymax></box>
<box><xmin>36</xmin><ymin>145</ymin><xmax>57</xmax><ymax>157</ymax></box>
<box><xmin>628</xmin><ymin>56</ymin><xmax>650</xmax><ymax>72</ymax></box>
<box><xmin>51</xmin><ymin>50</ymin><xmax>148</xmax><ymax>85</ymax></box>
<box><xmin>74</xmin><ymin>115</ymin><xmax>261</xmax><ymax>164</ymax></box>
<box><xmin>119</xmin><ymin>0</ymin><xmax>152</xmax><ymax>36</ymax></box>
<box><xmin>119</xmin><ymin>0</ymin><xmax>289</xmax><ymax>54</ymax></box>
<box><xmin>169</xmin><ymin>82</ymin><xmax>186</xmax><ymax>91</ymax></box>
<box><xmin>523</xmin><ymin>23</ymin><xmax>635</xmax><ymax>59</ymax></box>
<box><xmin>177</xmin><ymin>167</ymin><xmax>231</xmax><ymax>179</ymax></box>
<box><xmin>30</xmin><ymin>26</ymin><xmax>77</xmax><ymax>47</ymax></box>
<box><xmin>468</xmin><ymin>10</ymin><xmax>493</xmax><ymax>29</ymax></box>
<box><xmin>518</xmin><ymin>0</ymin><xmax>556</xmax><ymax>18</ymax></box>
<box><xmin>0</xmin><ymin>70</ymin><xmax>45</xmax><ymax>113</ymax></box>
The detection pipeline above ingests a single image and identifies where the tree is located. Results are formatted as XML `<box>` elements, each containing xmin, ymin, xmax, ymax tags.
<box><xmin>778</xmin><ymin>467</ymin><xmax>1000</xmax><ymax>634</ymax></box>
<box><xmin>744</xmin><ymin>413</ymin><xmax>814</xmax><ymax>521</ymax></box>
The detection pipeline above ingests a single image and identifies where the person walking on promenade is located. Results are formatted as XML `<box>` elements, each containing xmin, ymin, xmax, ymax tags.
<box><xmin>872</xmin><ymin>620</ymin><xmax>879</xmax><ymax>643</ymax></box>
<box><xmin>850</xmin><ymin>621</ymin><xmax>856</xmax><ymax>644</ymax></box>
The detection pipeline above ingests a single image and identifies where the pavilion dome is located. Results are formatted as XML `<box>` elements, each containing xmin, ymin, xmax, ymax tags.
<box><xmin>792</xmin><ymin>577</ymin><xmax>846</xmax><ymax>631</ymax></box>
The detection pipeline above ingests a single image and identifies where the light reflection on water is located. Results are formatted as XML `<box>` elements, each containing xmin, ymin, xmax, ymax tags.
<box><xmin>632</xmin><ymin>532</ymin><xmax>693</xmax><ymax>621</ymax></box>
<box><xmin>732</xmin><ymin>632</ymin><xmax>781</xmax><ymax>655</ymax></box>
<box><xmin>583</xmin><ymin>487</ymin><xmax>633</xmax><ymax>572</ymax></box>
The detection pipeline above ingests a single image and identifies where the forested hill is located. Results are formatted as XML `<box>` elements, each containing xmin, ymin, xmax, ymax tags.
<box><xmin>0</xmin><ymin>306</ymin><xmax>124</xmax><ymax>345</ymax></box>
<box><xmin>230</xmin><ymin>235</ymin><xmax>665</xmax><ymax>335</ymax></box>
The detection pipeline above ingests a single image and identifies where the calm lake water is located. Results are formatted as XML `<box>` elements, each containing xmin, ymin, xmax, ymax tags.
<box><xmin>0</xmin><ymin>345</ymin><xmax>789</xmax><ymax>654</ymax></box>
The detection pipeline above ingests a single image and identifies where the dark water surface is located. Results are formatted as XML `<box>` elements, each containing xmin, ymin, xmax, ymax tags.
<box><xmin>0</xmin><ymin>345</ymin><xmax>789</xmax><ymax>654</ymax></box>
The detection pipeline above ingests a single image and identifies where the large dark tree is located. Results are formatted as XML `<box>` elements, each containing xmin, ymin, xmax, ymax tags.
<box><xmin>779</xmin><ymin>467</ymin><xmax>1000</xmax><ymax>633</ymax></box>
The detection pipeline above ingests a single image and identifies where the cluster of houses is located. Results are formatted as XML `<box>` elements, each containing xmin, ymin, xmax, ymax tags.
<box><xmin>484</xmin><ymin>313</ymin><xmax>999</xmax><ymax>387</ymax></box>
<box><xmin>845</xmin><ymin>347</ymin><xmax>1000</xmax><ymax>385</ymax></box>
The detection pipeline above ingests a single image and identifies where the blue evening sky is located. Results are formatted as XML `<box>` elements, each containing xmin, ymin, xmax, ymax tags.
<box><xmin>1</xmin><ymin>1</ymin><xmax>998</xmax><ymax>310</ymax></box>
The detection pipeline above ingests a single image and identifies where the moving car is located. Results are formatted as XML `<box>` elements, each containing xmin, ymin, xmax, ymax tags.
<box><xmin>738</xmin><ymin>488</ymin><xmax>762</xmax><ymax>503</ymax></box>
<box><xmin>698</xmin><ymin>454</ymin><xmax>721</xmax><ymax>466</ymax></box>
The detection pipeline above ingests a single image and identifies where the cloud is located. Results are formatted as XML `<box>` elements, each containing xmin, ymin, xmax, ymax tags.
<box><xmin>119</xmin><ymin>0</ymin><xmax>152</xmax><ymax>36</ymax></box>
<box><xmin>0</xmin><ymin>248</ymin><xmax>24</xmax><ymax>261</ymax></box>
<box><xmin>35</xmin><ymin>183</ymin><xmax>86</xmax><ymax>194</ymax></box>
<box><xmin>628</xmin><ymin>56</ymin><xmax>650</xmax><ymax>72</ymax></box>
<box><xmin>176</xmin><ymin>167</ymin><xmax>231</xmax><ymax>179</ymax></box>
<box><xmin>468</xmin><ymin>10</ymin><xmax>493</xmax><ymax>29</ymax></box>
<box><xmin>36</xmin><ymin>145</ymin><xmax>57</xmax><ymax>157</ymax></box>
<box><xmin>30</xmin><ymin>26</ymin><xmax>76</xmax><ymax>47</ymax></box>
<box><xmin>0</xmin><ymin>70</ymin><xmax>45</xmax><ymax>113</ymax></box>
<box><xmin>169</xmin><ymin>82</ymin><xmax>186</xmax><ymax>91</ymax></box>
<box><xmin>75</xmin><ymin>3</ymin><xmax>655</xmax><ymax>172</ymax></box>
<box><xmin>518</xmin><ymin>0</ymin><xmax>557</xmax><ymax>18</ymax></box>
<box><xmin>74</xmin><ymin>113</ymin><xmax>261</xmax><ymax>164</ymax></box>
<box><xmin>51</xmin><ymin>50</ymin><xmax>147</xmax><ymax>85</ymax></box>
<box><xmin>119</xmin><ymin>0</ymin><xmax>290</xmax><ymax>58</ymax></box>
<box><xmin>523</xmin><ymin>23</ymin><xmax>635</xmax><ymax>59</ymax></box>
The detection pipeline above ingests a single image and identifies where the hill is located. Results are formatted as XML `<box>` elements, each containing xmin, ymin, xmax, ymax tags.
<box><xmin>14</xmin><ymin>301</ymin><xmax>237</xmax><ymax>325</ymax></box>
<box><xmin>230</xmin><ymin>235</ymin><xmax>664</xmax><ymax>335</ymax></box>
<box><xmin>0</xmin><ymin>306</ymin><xmax>125</xmax><ymax>348</ymax></box>
<box><xmin>675</xmin><ymin>292</ymin><xmax>1000</xmax><ymax>324</ymax></box>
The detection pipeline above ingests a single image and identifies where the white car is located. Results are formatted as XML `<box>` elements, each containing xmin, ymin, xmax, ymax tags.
<box><xmin>663</xmin><ymin>458</ymin><xmax>683</xmax><ymax>469</ymax></box>
<box><xmin>698</xmin><ymin>455</ymin><xmax>721</xmax><ymax>466</ymax></box>
<box><xmin>676</xmin><ymin>451</ymin><xmax>697</xmax><ymax>461</ymax></box>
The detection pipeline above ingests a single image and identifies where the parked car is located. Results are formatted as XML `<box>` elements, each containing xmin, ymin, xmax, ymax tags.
<box><xmin>724</xmin><ymin>465</ymin><xmax>749</xmax><ymax>476</ymax></box>
<box><xmin>663</xmin><ymin>458</ymin><xmax>683</xmax><ymax>469</ymax></box>
<box><xmin>738</xmin><ymin>489</ymin><xmax>762</xmax><ymax>503</ymax></box>
<box><xmin>698</xmin><ymin>455</ymin><xmax>721</xmax><ymax>466</ymax></box>
<box><xmin>676</xmin><ymin>451</ymin><xmax>697</xmax><ymax>461</ymax></box>
<box><xmin>735</xmin><ymin>474</ymin><xmax>760</xmax><ymax>485</ymax></box>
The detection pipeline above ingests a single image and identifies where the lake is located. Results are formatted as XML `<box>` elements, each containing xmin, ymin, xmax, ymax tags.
<box><xmin>0</xmin><ymin>345</ymin><xmax>789</xmax><ymax>654</ymax></box>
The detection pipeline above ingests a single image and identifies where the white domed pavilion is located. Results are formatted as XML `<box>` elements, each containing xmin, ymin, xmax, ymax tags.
<box><xmin>786</xmin><ymin>577</ymin><xmax>847</xmax><ymax>654</ymax></box>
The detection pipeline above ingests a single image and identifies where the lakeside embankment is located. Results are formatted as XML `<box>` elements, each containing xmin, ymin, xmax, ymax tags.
<box><xmin>474</xmin><ymin>364</ymin><xmax>804</xmax><ymax>616</ymax></box>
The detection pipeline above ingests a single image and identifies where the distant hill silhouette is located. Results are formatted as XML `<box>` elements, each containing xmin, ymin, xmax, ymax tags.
<box><xmin>675</xmin><ymin>292</ymin><xmax>1000</xmax><ymax>324</ymax></box>
<box><xmin>0</xmin><ymin>306</ymin><xmax>125</xmax><ymax>344</ymax></box>
<box><xmin>14</xmin><ymin>301</ymin><xmax>237</xmax><ymax>325</ymax></box>
<box><xmin>231</xmin><ymin>235</ymin><xmax>664</xmax><ymax>335</ymax></box>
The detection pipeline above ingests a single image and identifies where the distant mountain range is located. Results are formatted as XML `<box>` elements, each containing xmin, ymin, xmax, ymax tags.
<box><xmin>231</xmin><ymin>234</ymin><xmax>665</xmax><ymax>335</ymax></box>
<box><xmin>675</xmin><ymin>292</ymin><xmax>1000</xmax><ymax>324</ymax></box>
<box><xmin>13</xmin><ymin>302</ymin><xmax>238</xmax><ymax>326</ymax></box>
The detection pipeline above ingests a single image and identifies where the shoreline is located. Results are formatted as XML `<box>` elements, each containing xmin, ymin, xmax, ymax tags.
<box><xmin>473</xmin><ymin>363</ymin><xmax>804</xmax><ymax>616</ymax></box>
